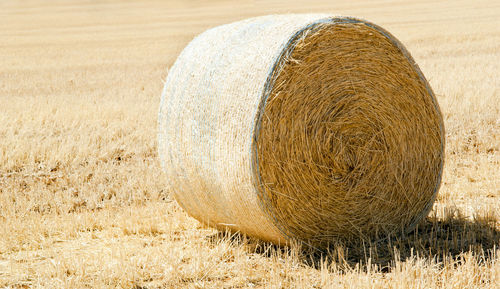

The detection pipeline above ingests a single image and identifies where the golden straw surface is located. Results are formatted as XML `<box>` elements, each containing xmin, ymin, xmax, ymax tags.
<box><xmin>158</xmin><ymin>14</ymin><xmax>444</xmax><ymax>248</ymax></box>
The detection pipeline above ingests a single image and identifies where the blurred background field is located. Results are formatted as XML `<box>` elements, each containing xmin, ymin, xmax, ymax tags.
<box><xmin>0</xmin><ymin>0</ymin><xmax>498</xmax><ymax>288</ymax></box>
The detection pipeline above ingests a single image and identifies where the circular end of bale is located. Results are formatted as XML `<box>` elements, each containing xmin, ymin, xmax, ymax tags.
<box><xmin>252</xmin><ymin>19</ymin><xmax>444</xmax><ymax>247</ymax></box>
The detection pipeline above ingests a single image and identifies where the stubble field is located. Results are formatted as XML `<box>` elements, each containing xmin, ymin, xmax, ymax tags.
<box><xmin>0</xmin><ymin>0</ymin><xmax>499</xmax><ymax>288</ymax></box>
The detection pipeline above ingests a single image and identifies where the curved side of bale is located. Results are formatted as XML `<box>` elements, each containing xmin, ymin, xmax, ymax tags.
<box><xmin>158</xmin><ymin>14</ymin><xmax>444</xmax><ymax>247</ymax></box>
<box><xmin>158</xmin><ymin>14</ymin><xmax>331</xmax><ymax>244</ymax></box>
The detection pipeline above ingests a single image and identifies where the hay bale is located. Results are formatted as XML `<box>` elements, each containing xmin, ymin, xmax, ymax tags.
<box><xmin>158</xmin><ymin>14</ymin><xmax>444</xmax><ymax>248</ymax></box>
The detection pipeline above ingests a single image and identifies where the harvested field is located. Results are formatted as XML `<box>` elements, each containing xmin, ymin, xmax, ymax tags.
<box><xmin>1</xmin><ymin>0</ymin><xmax>499</xmax><ymax>288</ymax></box>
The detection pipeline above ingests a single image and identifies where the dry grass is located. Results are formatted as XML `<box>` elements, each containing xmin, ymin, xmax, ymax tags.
<box><xmin>0</xmin><ymin>0</ymin><xmax>499</xmax><ymax>288</ymax></box>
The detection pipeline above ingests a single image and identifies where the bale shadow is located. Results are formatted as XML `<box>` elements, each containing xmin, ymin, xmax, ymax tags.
<box><xmin>303</xmin><ymin>209</ymin><xmax>499</xmax><ymax>272</ymax></box>
<box><xmin>206</xmin><ymin>207</ymin><xmax>499</xmax><ymax>272</ymax></box>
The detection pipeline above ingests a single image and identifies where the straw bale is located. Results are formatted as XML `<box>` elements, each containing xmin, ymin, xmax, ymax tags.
<box><xmin>158</xmin><ymin>14</ymin><xmax>445</xmax><ymax>248</ymax></box>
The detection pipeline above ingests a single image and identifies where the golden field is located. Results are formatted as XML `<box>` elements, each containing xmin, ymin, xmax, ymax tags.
<box><xmin>0</xmin><ymin>0</ymin><xmax>499</xmax><ymax>288</ymax></box>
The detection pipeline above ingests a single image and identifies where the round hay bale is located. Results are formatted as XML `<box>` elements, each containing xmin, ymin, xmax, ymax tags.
<box><xmin>158</xmin><ymin>14</ymin><xmax>445</xmax><ymax>248</ymax></box>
